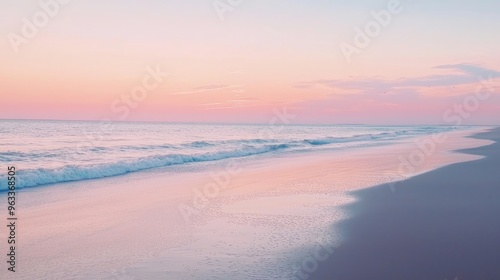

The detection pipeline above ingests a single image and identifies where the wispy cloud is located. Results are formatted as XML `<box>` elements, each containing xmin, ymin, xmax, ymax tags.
<box><xmin>434</xmin><ymin>64</ymin><xmax>500</xmax><ymax>77</ymax></box>
<box><xmin>201</xmin><ymin>97</ymin><xmax>260</xmax><ymax>110</ymax></box>
<box><xmin>169</xmin><ymin>84</ymin><xmax>244</xmax><ymax>95</ymax></box>
<box><xmin>293</xmin><ymin>64</ymin><xmax>500</xmax><ymax>96</ymax></box>
<box><xmin>287</xmin><ymin>64</ymin><xmax>500</xmax><ymax>124</ymax></box>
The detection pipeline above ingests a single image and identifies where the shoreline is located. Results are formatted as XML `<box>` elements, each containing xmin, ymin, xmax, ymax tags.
<box><xmin>0</xmin><ymin>126</ymin><xmax>478</xmax><ymax>192</ymax></box>
<box><xmin>310</xmin><ymin>127</ymin><xmax>500</xmax><ymax>280</ymax></box>
<box><xmin>0</xmin><ymin>127</ymin><xmax>493</xmax><ymax>279</ymax></box>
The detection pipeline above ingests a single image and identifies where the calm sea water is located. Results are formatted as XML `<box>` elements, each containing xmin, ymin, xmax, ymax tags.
<box><xmin>0</xmin><ymin>120</ymin><xmax>459</xmax><ymax>190</ymax></box>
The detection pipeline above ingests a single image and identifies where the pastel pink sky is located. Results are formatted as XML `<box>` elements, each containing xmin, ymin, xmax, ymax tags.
<box><xmin>1</xmin><ymin>0</ymin><xmax>499</xmax><ymax>125</ymax></box>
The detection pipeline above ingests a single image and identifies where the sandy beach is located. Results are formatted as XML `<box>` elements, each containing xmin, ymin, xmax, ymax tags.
<box><xmin>0</xmin><ymin>127</ymin><xmax>494</xmax><ymax>279</ymax></box>
<box><xmin>310</xmin><ymin>127</ymin><xmax>500</xmax><ymax>280</ymax></box>
<box><xmin>2</xmin><ymin>1</ymin><xmax>499</xmax><ymax>278</ymax></box>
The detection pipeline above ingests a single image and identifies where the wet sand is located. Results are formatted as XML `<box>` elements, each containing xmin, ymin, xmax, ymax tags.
<box><xmin>0</xmin><ymin>128</ymin><xmax>492</xmax><ymax>279</ymax></box>
<box><xmin>310</xmin><ymin>127</ymin><xmax>500</xmax><ymax>280</ymax></box>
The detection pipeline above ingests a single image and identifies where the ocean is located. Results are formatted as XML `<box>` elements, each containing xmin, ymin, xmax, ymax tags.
<box><xmin>0</xmin><ymin>120</ymin><xmax>459</xmax><ymax>190</ymax></box>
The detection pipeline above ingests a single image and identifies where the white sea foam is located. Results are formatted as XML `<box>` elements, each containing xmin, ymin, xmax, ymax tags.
<box><xmin>0</xmin><ymin>120</ymin><xmax>461</xmax><ymax>190</ymax></box>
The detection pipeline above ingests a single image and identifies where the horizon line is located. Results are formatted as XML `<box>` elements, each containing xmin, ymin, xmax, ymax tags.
<box><xmin>0</xmin><ymin>118</ymin><xmax>498</xmax><ymax>127</ymax></box>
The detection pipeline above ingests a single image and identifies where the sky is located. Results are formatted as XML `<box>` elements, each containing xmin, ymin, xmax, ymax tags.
<box><xmin>1</xmin><ymin>0</ymin><xmax>499</xmax><ymax>125</ymax></box>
